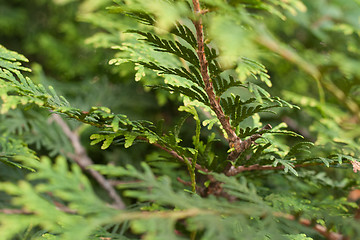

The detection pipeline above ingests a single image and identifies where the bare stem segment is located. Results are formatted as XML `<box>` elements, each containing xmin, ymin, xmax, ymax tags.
<box><xmin>51</xmin><ymin>113</ymin><xmax>126</xmax><ymax>209</ymax></box>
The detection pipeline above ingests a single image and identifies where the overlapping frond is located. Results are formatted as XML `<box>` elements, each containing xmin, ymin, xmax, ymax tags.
<box><xmin>221</xmin><ymin>96</ymin><xmax>298</xmax><ymax>127</ymax></box>
<box><xmin>128</xmin><ymin>30</ymin><xmax>200</xmax><ymax>68</ymax></box>
<box><xmin>0</xmin><ymin>1</ymin><xmax>359</xmax><ymax>239</ymax></box>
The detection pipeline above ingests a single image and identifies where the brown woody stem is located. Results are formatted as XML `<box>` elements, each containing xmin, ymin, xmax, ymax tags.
<box><xmin>274</xmin><ymin>212</ymin><xmax>347</xmax><ymax>240</ymax></box>
<box><xmin>191</xmin><ymin>0</ymin><xmax>271</xmax><ymax>168</ymax></box>
<box><xmin>51</xmin><ymin>114</ymin><xmax>126</xmax><ymax>209</ymax></box>
<box><xmin>151</xmin><ymin>141</ymin><xmax>210</xmax><ymax>174</ymax></box>
<box><xmin>191</xmin><ymin>0</ymin><xmax>238</xmax><ymax>145</ymax></box>
<box><xmin>226</xmin><ymin>162</ymin><xmax>320</xmax><ymax>176</ymax></box>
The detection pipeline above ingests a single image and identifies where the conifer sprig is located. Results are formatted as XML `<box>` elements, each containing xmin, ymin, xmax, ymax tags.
<box><xmin>1</xmin><ymin>1</ymin><xmax>360</xmax><ymax>239</ymax></box>
<box><xmin>190</xmin><ymin>0</ymin><xmax>270</xmax><ymax>170</ymax></box>
<box><xmin>191</xmin><ymin>0</ymin><xmax>239</xmax><ymax>148</ymax></box>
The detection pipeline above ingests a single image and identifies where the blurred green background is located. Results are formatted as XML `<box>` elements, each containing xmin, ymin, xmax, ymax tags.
<box><xmin>1</xmin><ymin>1</ymin><xmax>360</xmax><ymax>239</ymax></box>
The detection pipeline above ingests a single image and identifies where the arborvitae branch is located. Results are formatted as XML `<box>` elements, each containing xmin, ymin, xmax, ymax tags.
<box><xmin>191</xmin><ymin>0</ymin><xmax>239</xmax><ymax>145</ymax></box>
<box><xmin>224</xmin><ymin>124</ymin><xmax>272</xmax><ymax>175</ymax></box>
<box><xmin>226</xmin><ymin>162</ymin><xmax>322</xmax><ymax>176</ymax></box>
<box><xmin>191</xmin><ymin>0</ymin><xmax>274</xmax><ymax>168</ymax></box>
<box><xmin>150</xmin><ymin>140</ymin><xmax>210</xmax><ymax>174</ymax></box>
<box><xmin>274</xmin><ymin>212</ymin><xmax>347</xmax><ymax>240</ymax></box>
<box><xmin>51</xmin><ymin>114</ymin><xmax>125</xmax><ymax>209</ymax></box>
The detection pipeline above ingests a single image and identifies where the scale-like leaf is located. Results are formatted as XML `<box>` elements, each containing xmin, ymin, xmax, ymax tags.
<box><xmin>171</xmin><ymin>22</ymin><xmax>197</xmax><ymax>49</ymax></box>
<box><xmin>128</xmin><ymin>30</ymin><xmax>200</xmax><ymax>68</ymax></box>
<box><xmin>221</xmin><ymin>96</ymin><xmax>296</xmax><ymax>127</ymax></box>
<box><xmin>138</xmin><ymin>61</ymin><xmax>204</xmax><ymax>88</ymax></box>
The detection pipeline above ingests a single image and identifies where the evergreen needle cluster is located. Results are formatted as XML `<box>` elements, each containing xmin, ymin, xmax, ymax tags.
<box><xmin>0</xmin><ymin>0</ymin><xmax>360</xmax><ymax>239</ymax></box>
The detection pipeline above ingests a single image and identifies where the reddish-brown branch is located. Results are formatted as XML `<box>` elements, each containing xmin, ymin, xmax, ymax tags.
<box><xmin>51</xmin><ymin>114</ymin><xmax>125</xmax><ymax>209</ymax></box>
<box><xmin>226</xmin><ymin>163</ymin><xmax>316</xmax><ymax>176</ymax></box>
<box><xmin>177</xmin><ymin>177</ymin><xmax>192</xmax><ymax>186</ymax></box>
<box><xmin>226</xmin><ymin>161</ymin><xmax>349</xmax><ymax>176</ymax></box>
<box><xmin>152</xmin><ymin>142</ymin><xmax>191</xmax><ymax>165</ymax></box>
<box><xmin>150</xmin><ymin>141</ymin><xmax>210</xmax><ymax>174</ymax></box>
<box><xmin>0</xmin><ymin>209</ymin><xmax>346</xmax><ymax>239</ymax></box>
<box><xmin>192</xmin><ymin>1</ymin><xmax>273</xmax><ymax>171</ymax></box>
<box><xmin>191</xmin><ymin>0</ymin><xmax>238</xmax><ymax>145</ymax></box>
<box><xmin>0</xmin><ymin>209</ymin><xmax>32</xmax><ymax>215</ymax></box>
<box><xmin>275</xmin><ymin>212</ymin><xmax>347</xmax><ymax>240</ymax></box>
<box><xmin>224</xmin><ymin>124</ymin><xmax>272</xmax><ymax>174</ymax></box>
<box><xmin>137</xmin><ymin>136</ymin><xmax>212</xmax><ymax>178</ymax></box>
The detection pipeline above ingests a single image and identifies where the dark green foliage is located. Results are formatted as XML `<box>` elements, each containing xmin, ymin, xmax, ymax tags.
<box><xmin>171</xmin><ymin>23</ymin><xmax>198</xmax><ymax>49</ymax></box>
<box><xmin>152</xmin><ymin>84</ymin><xmax>209</xmax><ymax>105</ymax></box>
<box><xmin>212</xmin><ymin>75</ymin><xmax>241</xmax><ymax>96</ymax></box>
<box><xmin>221</xmin><ymin>96</ymin><xmax>298</xmax><ymax>127</ymax></box>
<box><xmin>128</xmin><ymin>30</ymin><xmax>200</xmax><ymax>68</ymax></box>
<box><xmin>138</xmin><ymin>61</ymin><xmax>204</xmax><ymax>88</ymax></box>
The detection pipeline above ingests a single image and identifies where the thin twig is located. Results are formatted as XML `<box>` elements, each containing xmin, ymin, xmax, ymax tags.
<box><xmin>151</xmin><ymin>141</ymin><xmax>210</xmax><ymax>173</ymax></box>
<box><xmin>50</xmin><ymin>113</ymin><xmax>125</xmax><ymax>209</ymax></box>
<box><xmin>225</xmin><ymin>162</ymin><xmax>322</xmax><ymax>176</ymax></box>
<box><xmin>223</xmin><ymin>124</ymin><xmax>272</xmax><ymax>174</ymax></box>
<box><xmin>192</xmin><ymin>0</ymin><xmax>272</xmax><ymax>170</ymax></box>
<box><xmin>0</xmin><ymin>209</ymin><xmax>32</xmax><ymax>215</ymax></box>
<box><xmin>191</xmin><ymin>0</ymin><xmax>238</xmax><ymax>145</ymax></box>
<box><xmin>0</xmin><ymin>209</ymin><xmax>346</xmax><ymax>239</ymax></box>
<box><xmin>226</xmin><ymin>160</ymin><xmax>352</xmax><ymax>176</ymax></box>
<box><xmin>177</xmin><ymin>177</ymin><xmax>193</xmax><ymax>186</ymax></box>
<box><xmin>274</xmin><ymin>212</ymin><xmax>347</xmax><ymax>240</ymax></box>
<box><xmin>137</xmin><ymin>136</ymin><xmax>214</xmax><ymax>182</ymax></box>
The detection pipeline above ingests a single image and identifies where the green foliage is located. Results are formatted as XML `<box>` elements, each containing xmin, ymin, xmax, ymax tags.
<box><xmin>221</xmin><ymin>96</ymin><xmax>298</xmax><ymax>127</ymax></box>
<box><xmin>0</xmin><ymin>0</ymin><xmax>360</xmax><ymax>239</ymax></box>
<box><xmin>128</xmin><ymin>30</ymin><xmax>200</xmax><ymax>67</ymax></box>
<box><xmin>0</xmin><ymin>136</ymin><xmax>37</xmax><ymax>172</ymax></box>
<box><xmin>0</xmin><ymin>156</ymin><xmax>116</xmax><ymax>240</ymax></box>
